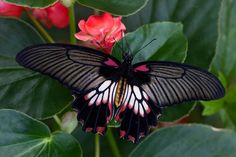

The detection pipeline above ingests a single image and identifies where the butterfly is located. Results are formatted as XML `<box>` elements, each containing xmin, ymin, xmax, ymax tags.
<box><xmin>16</xmin><ymin>43</ymin><xmax>225</xmax><ymax>143</ymax></box>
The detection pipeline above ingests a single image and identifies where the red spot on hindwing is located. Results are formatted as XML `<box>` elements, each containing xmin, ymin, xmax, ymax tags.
<box><xmin>85</xmin><ymin>128</ymin><xmax>93</xmax><ymax>132</ymax></box>
<box><xmin>128</xmin><ymin>135</ymin><xmax>135</xmax><ymax>143</ymax></box>
<box><xmin>104</xmin><ymin>58</ymin><xmax>118</xmax><ymax>68</ymax></box>
<box><xmin>120</xmin><ymin>130</ymin><xmax>126</xmax><ymax>138</ymax></box>
<box><xmin>96</xmin><ymin>127</ymin><xmax>106</xmax><ymax>135</ymax></box>
<box><xmin>134</xmin><ymin>64</ymin><xmax>149</xmax><ymax>72</ymax></box>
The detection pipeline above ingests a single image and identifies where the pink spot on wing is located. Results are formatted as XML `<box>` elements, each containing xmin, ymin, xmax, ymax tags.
<box><xmin>96</xmin><ymin>127</ymin><xmax>106</xmax><ymax>135</ymax></box>
<box><xmin>107</xmin><ymin>103</ymin><xmax>112</xmax><ymax>122</ymax></box>
<box><xmin>146</xmin><ymin>108</ymin><xmax>151</xmax><ymax>114</ymax></box>
<box><xmin>128</xmin><ymin>103</ymin><xmax>133</xmax><ymax>109</ymax></box>
<box><xmin>85</xmin><ymin>128</ymin><xmax>93</xmax><ymax>132</ymax></box>
<box><xmin>120</xmin><ymin>105</ymin><xmax>126</xmax><ymax>112</ymax></box>
<box><xmin>115</xmin><ymin>105</ymin><xmax>126</xmax><ymax>121</ymax></box>
<box><xmin>128</xmin><ymin>135</ymin><xmax>135</xmax><ymax>143</ymax></box>
<box><xmin>115</xmin><ymin>115</ymin><xmax>119</xmax><ymax>121</ymax></box>
<box><xmin>120</xmin><ymin>130</ymin><xmax>126</xmax><ymax>138</ymax></box>
<box><xmin>134</xmin><ymin>64</ymin><xmax>149</xmax><ymax>72</ymax></box>
<box><xmin>104</xmin><ymin>58</ymin><xmax>118</xmax><ymax>68</ymax></box>
<box><xmin>140</xmin><ymin>132</ymin><xmax>144</xmax><ymax>137</ymax></box>
<box><xmin>84</xmin><ymin>95</ymin><xmax>89</xmax><ymax>100</ymax></box>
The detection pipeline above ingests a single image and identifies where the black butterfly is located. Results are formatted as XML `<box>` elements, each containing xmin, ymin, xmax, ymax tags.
<box><xmin>16</xmin><ymin>43</ymin><xmax>225</xmax><ymax>143</ymax></box>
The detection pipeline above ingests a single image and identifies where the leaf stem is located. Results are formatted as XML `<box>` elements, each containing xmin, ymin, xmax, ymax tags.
<box><xmin>26</xmin><ymin>10</ymin><xmax>55</xmax><ymax>43</ymax></box>
<box><xmin>95</xmin><ymin>134</ymin><xmax>100</xmax><ymax>157</ymax></box>
<box><xmin>106</xmin><ymin>128</ymin><xmax>121</xmax><ymax>157</ymax></box>
<box><xmin>53</xmin><ymin>115</ymin><xmax>62</xmax><ymax>129</ymax></box>
<box><xmin>69</xmin><ymin>4</ymin><xmax>77</xmax><ymax>44</ymax></box>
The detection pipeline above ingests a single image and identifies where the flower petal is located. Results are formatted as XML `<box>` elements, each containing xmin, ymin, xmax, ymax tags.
<box><xmin>78</xmin><ymin>20</ymin><xmax>87</xmax><ymax>33</ymax></box>
<box><xmin>85</xmin><ymin>12</ymin><xmax>114</xmax><ymax>36</ymax></box>
<box><xmin>32</xmin><ymin>2</ymin><xmax>69</xmax><ymax>28</ymax></box>
<box><xmin>32</xmin><ymin>9</ymin><xmax>52</xmax><ymax>28</ymax></box>
<box><xmin>47</xmin><ymin>2</ymin><xmax>69</xmax><ymax>28</ymax></box>
<box><xmin>0</xmin><ymin>0</ymin><xmax>23</xmax><ymax>17</ymax></box>
<box><xmin>75</xmin><ymin>32</ymin><xmax>94</xmax><ymax>41</ymax></box>
<box><xmin>110</xmin><ymin>16</ymin><xmax>126</xmax><ymax>35</ymax></box>
<box><xmin>74</xmin><ymin>12</ymin><xmax>126</xmax><ymax>54</ymax></box>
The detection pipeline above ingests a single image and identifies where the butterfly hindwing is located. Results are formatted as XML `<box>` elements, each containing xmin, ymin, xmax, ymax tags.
<box><xmin>73</xmin><ymin>80</ymin><xmax>118</xmax><ymax>134</ymax></box>
<box><xmin>133</xmin><ymin>61</ymin><xmax>225</xmax><ymax>107</ymax></box>
<box><xmin>115</xmin><ymin>84</ymin><xmax>161</xmax><ymax>143</ymax></box>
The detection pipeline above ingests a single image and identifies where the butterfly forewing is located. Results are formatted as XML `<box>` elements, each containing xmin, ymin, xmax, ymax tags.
<box><xmin>16</xmin><ymin>44</ymin><xmax>121</xmax><ymax>93</ymax></box>
<box><xmin>133</xmin><ymin>61</ymin><xmax>225</xmax><ymax>107</ymax></box>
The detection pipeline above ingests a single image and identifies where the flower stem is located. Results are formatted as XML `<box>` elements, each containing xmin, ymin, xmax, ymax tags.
<box><xmin>106</xmin><ymin>128</ymin><xmax>121</xmax><ymax>157</ymax></box>
<box><xmin>26</xmin><ymin>10</ymin><xmax>55</xmax><ymax>43</ymax></box>
<box><xmin>53</xmin><ymin>115</ymin><xmax>62</xmax><ymax>129</ymax></box>
<box><xmin>69</xmin><ymin>4</ymin><xmax>77</xmax><ymax>44</ymax></box>
<box><xmin>95</xmin><ymin>134</ymin><xmax>100</xmax><ymax>157</ymax></box>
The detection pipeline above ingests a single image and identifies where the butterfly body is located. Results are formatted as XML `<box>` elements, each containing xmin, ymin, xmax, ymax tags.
<box><xmin>16</xmin><ymin>43</ymin><xmax>225</xmax><ymax>143</ymax></box>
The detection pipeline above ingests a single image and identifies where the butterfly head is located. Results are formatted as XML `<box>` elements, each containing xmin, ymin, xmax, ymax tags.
<box><xmin>122</xmin><ymin>52</ymin><xmax>133</xmax><ymax>65</ymax></box>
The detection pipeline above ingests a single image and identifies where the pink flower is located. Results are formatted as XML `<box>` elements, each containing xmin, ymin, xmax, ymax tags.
<box><xmin>75</xmin><ymin>12</ymin><xmax>126</xmax><ymax>54</ymax></box>
<box><xmin>32</xmin><ymin>2</ymin><xmax>69</xmax><ymax>28</ymax></box>
<box><xmin>0</xmin><ymin>0</ymin><xmax>23</xmax><ymax>17</ymax></box>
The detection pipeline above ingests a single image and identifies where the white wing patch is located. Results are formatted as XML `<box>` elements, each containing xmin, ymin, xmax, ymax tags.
<box><xmin>116</xmin><ymin>84</ymin><xmax>151</xmax><ymax>119</ymax></box>
<box><xmin>85</xmin><ymin>80</ymin><xmax>151</xmax><ymax>121</ymax></box>
<box><xmin>85</xmin><ymin>80</ymin><xmax>117</xmax><ymax>107</ymax></box>
<box><xmin>98</xmin><ymin>80</ymin><xmax>111</xmax><ymax>92</ymax></box>
<box><xmin>84</xmin><ymin>80</ymin><xmax>117</xmax><ymax>122</ymax></box>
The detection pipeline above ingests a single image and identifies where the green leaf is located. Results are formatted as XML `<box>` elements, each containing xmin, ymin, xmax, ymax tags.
<box><xmin>222</xmin><ymin>85</ymin><xmax>236</xmax><ymax>128</ymax></box>
<box><xmin>77</xmin><ymin>0</ymin><xmax>149</xmax><ymax>16</ymax></box>
<box><xmin>211</xmin><ymin>0</ymin><xmax>236</xmax><ymax>85</ymax></box>
<box><xmin>201</xmin><ymin>100</ymin><xmax>224</xmax><ymax>116</ymax></box>
<box><xmin>123</xmin><ymin>0</ymin><xmax>221</xmax><ymax>68</ymax></box>
<box><xmin>159</xmin><ymin>102</ymin><xmax>194</xmax><ymax>121</ymax></box>
<box><xmin>0</xmin><ymin>17</ymin><xmax>72</xmax><ymax>119</ymax></box>
<box><xmin>112</xmin><ymin>22</ymin><xmax>187</xmax><ymax>63</ymax></box>
<box><xmin>129</xmin><ymin>124</ymin><xmax>236</xmax><ymax>157</ymax></box>
<box><xmin>206</xmin><ymin>0</ymin><xmax>236</xmax><ymax>127</ymax></box>
<box><xmin>0</xmin><ymin>109</ymin><xmax>82</xmax><ymax>157</ymax></box>
<box><xmin>202</xmin><ymin>83</ymin><xmax>236</xmax><ymax>120</ymax></box>
<box><xmin>4</xmin><ymin>0</ymin><xmax>57</xmax><ymax>8</ymax></box>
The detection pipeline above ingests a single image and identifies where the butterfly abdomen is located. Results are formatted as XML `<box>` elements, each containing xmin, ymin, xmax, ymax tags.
<box><xmin>115</xmin><ymin>77</ymin><xmax>127</xmax><ymax>107</ymax></box>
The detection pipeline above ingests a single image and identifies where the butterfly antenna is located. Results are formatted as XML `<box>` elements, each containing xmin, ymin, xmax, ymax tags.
<box><xmin>134</xmin><ymin>39</ymin><xmax>157</xmax><ymax>54</ymax></box>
